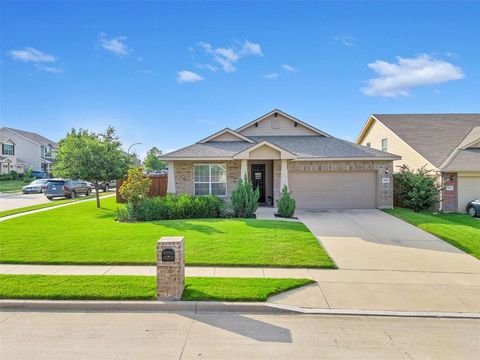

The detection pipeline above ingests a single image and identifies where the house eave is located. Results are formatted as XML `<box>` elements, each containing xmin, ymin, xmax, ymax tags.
<box><xmin>293</xmin><ymin>156</ymin><xmax>401</xmax><ymax>161</ymax></box>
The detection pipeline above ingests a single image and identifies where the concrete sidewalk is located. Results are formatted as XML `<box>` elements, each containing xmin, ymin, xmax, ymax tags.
<box><xmin>2</xmin><ymin>264</ymin><xmax>479</xmax><ymax>313</ymax></box>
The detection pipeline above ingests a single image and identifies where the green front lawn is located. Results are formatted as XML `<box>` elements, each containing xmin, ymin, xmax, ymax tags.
<box><xmin>0</xmin><ymin>180</ymin><xmax>26</xmax><ymax>193</ymax></box>
<box><xmin>0</xmin><ymin>192</ymin><xmax>114</xmax><ymax>218</ymax></box>
<box><xmin>0</xmin><ymin>275</ymin><xmax>313</xmax><ymax>301</ymax></box>
<box><xmin>0</xmin><ymin>197</ymin><xmax>334</xmax><ymax>268</ymax></box>
<box><xmin>384</xmin><ymin>208</ymin><xmax>480</xmax><ymax>259</ymax></box>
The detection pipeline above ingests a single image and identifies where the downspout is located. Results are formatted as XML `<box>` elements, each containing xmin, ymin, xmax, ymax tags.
<box><xmin>438</xmin><ymin>171</ymin><xmax>443</xmax><ymax>212</ymax></box>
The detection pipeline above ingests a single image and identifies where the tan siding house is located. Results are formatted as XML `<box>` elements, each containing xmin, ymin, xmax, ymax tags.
<box><xmin>160</xmin><ymin>109</ymin><xmax>400</xmax><ymax>210</ymax></box>
<box><xmin>356</xmin><ymin>114</ymin><xmax>480</xmax><ymax>213</ymax></box>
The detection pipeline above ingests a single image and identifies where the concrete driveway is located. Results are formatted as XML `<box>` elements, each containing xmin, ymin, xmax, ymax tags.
<box><xmin>270</xmin><ymin>209</ymin><xmax>480</xmax><ymax>312</ymax></box>
<box><xmin>0</xmin><ymin>192</ymin><xmax>50</xmax><ymax>212</ymax></box>
<box><xmin>297</xmin><ymin>209</ymin><xmax>480</xmax><ymax>273</ymax></box>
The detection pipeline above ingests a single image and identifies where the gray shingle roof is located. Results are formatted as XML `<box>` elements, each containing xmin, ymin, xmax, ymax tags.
<box><xmin>249</xmin><ymin>136</ymin><xmax>399</xmax><ymax>159</ymax></box>
<box><xmin>3</xmin><ymin>127</ymin><xmax>58</xmax><ymax>147</ymax></box>
<box><xmin>161</xmin><ymin>136</ymin><xmax>399</xmax><ymax>159</ymax></box>
<box><xmin>443</xmin><ymin>148</ymin><xmax>480</xmax><ymax>171</ymax></box>
<box><xmin>160</xmin><ymin>141</ymin><xmax>253</xmax><ymax>158</ymax></box>
<box><xmin>373</xmin><ymin>114</ymin><xmax>480</xmax><ymax>167</ymax></box>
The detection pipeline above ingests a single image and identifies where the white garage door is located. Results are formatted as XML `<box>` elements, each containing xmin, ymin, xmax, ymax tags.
<box><xmin>458</xmin><ymin>175</ymin><xmax>480</xmax><ymax>212</ymax></box>
<box><xmin>289</xmin><ymin>171</ymin><xmax>377</xmax><ymax>210</ymax></box>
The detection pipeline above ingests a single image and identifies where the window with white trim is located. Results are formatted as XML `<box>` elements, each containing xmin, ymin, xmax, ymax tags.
<box><xmin>381</xmin><ymin>138</ymin><xmax>388</xmax><ymax>151</ymax></box>
<box><xmin>2</xmin><ymin>144</ymin><xmax>14</xmax><ymax>156</ymax></box>
<box><xmin>194</xmin><ymin>164</ymin><xmax>227</xmax><ymax>196</ymax></box>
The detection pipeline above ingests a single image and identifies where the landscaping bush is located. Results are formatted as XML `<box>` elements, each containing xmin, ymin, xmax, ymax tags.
<box><xmin>118</xmin><ymin>167</ymin><xmax>151</xmax><ymax>210</ymax></box>
<box><xmin>276</xmin><ymin>185</ymin><xmax>296</xmax><ymax>218</ymax></box>
<box><xmin>394</xmin><ymin>165</ymin><xmax>439</xmax><ymax>212</ymax></box>
<box><xmin>231</xmin><ymin>176</ymin><xmax>259</xmax><ymax>218</ymax></box>
<box><xmin>116</xmin><ymin>194</ymin><xmax>226</xmax><ymax>222</ymax></box>
<box><xmin>0</xmin><ymin>171</ymin><xmax>19</xmax><ymax>181</ymax></box>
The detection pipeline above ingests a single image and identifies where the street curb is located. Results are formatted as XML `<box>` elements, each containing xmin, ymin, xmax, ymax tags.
<box><xmin>1</xmin><ymin>300</ymin><xmax>479</xmax><ymax>319</ymax></box>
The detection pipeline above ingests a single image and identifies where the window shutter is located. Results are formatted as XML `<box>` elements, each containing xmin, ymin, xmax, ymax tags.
<box><xmin>1</xmin><ymin>144</ymin><xmax>3</xmax><ymax>155</ymax></box>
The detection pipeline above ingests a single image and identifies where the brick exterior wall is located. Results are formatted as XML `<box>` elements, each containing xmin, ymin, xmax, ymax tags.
<box><xmin>157</xmin><ymin>237</ymin><xmax>185</xmax><ymax>301</ymax></box>
<box><xmin>441</xmin><ymin>172</ymin><xmax>458</xmax><ymax>212</ymax></box>
<box><xmin>173</xmin><ymin>160</ymin><xmax>241</xmax><ymax>199</ymax></box>
<box><xmin>174</xmin><ymin>159</ymin><xmax>394</xmax><ymax>209</ymax></box>
<box><xmin>277</xmin><ymin>160</ymin><xmax>394</xmax><ymax>209</ymax></box>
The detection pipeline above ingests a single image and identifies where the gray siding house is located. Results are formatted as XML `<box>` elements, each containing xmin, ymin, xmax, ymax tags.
<box><xmin>0</xmin><ymin>127</ymin><xmax>58</xmax><ymax>174</ymax></box>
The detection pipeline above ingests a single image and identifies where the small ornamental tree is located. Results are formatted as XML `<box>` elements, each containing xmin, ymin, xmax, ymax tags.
<box><xmin>231</xmin><ymin>176</ymin><xmax>259</xmax><ymax>218</ymax></box>
<box><xmin>119</xmin><ymin>167</ymin><xmax>151</xmax><ymax>209</ymax></box>
<box><xmin>276</xmin><ymin>185</ymin><xmax>296</xmax><ymax>217</ymax></box>
<box><xmin>143</xmin><ymin>147</ymin><xmax>165</xmax><ymax>172</ymax></box>
<box><xmin>53</xmin><ymin>127</ymin><xmax>130</xmax><ymax>208</ymax></box>
<box><xmin>394</xmin><ymin>165</ymin><xmax>439</xmax><ymax>212</ymax></box>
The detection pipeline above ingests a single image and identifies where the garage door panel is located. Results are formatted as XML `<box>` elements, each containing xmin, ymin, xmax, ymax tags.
<box><xmin>458</xmin><ymin>176</ymin><xmax>480</xmax><ymax>212</ymax></box>
<box><xmin>290</xmin><ymin>171</ymin><xmax>376</xmax><ymax>210</ymax></box>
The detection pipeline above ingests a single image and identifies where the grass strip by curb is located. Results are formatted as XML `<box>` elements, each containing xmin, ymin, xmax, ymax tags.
<box><xmin>0</xmin><ymin>192</ymin><xmax>114</xmax><ymax>218</ymax></box>
<box><xmin>0</xmin><ymin>275</ymin><xmax>314</xmax><ymax>302</ymax></box>
<box><xmin>383</xmin><ymin>208</ymin><xmax>480</xmax><ymax>259</ymax></box>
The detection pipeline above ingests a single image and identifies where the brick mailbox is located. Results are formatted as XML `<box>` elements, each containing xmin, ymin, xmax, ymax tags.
<box><xmin>156</xmin><ymin>236</ymin><xmax>185</xmax><ymax>300</ymax></box>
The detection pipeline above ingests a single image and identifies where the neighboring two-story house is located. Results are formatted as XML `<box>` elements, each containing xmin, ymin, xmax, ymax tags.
<box><xmin>0</xmin><ymin>127</ymin><xmax>58</xmax><ymax>175</ymax></box>
<box><xmin>356</xmin><ymin>114</ymin><xmax>480</xmax><ymax>212</ymax></box>
<box><xmin>159</xmin><ymin>109</ymin><xmax>399</xmax><ymax>210</ymax></box>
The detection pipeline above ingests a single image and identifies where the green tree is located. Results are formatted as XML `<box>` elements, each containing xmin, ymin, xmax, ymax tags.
<box><xmin>119</xmin><ymin>167</ymin><xmax>151</xmax><ymax>210</ymax></box>
<box><xmin>276</xmin><ymin>185</ymin><xmax>296</xmax><ymax>218</ymax></box>
<box><xmin>231</xmin><ymin>176</ymin><xmax>259</xmax><ymax>218</ymax></box>
<box><xmin>143</xmin><ymin>147</ymin><xmax>165</xmax><ymax>172</ymax></box>
<box><xmin>394</xmin><ymin>165</ymin><xmax>439</xmax><ymax>212</ymax></box>
<box><xmin>53</xmin><ymin>127</ymin><xmax>130</xmax><ymax>208</ymax></box>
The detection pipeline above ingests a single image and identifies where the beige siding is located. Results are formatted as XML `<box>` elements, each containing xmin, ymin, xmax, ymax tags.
<box><xmin>210</xmin><ymin>132</ymin><xmax>245</xmax><ymax>142</ymax></box>
<box><xmin>359</xmin><ymin>120</ymin><xmax>436</xmax><ymax>172</ymax></box>
<box><xmin>458</xmin><ymin>173</ymin><xmax>480</xmax><ymax>212</ymax></box>
<box><xmin>249</xmin><ymin>145</ymin><xmax>281</xmax><ymax>159</ymax></box>
<box><xmin>239</xmin><ymin>113</ymin><xmax>318</xmax><ymax>136</ymax></box>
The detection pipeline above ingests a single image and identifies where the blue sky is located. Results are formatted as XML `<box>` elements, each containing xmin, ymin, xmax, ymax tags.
<box><xmin>1</xmin><ymin>1</ymin><xmax>479</xmax><ymax>158</ymax></box>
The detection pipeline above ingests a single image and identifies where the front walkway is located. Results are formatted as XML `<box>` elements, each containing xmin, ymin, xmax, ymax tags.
<box><xmin>2</xmin><ymin>264</ymin><xmax>479</xmax><ymax>313</ymax></box>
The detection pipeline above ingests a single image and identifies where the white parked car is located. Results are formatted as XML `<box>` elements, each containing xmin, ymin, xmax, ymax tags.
<box><xmin>22</xmin><ymin>179</ymin><xmax>49</xmax><ymax>194</ymax></box>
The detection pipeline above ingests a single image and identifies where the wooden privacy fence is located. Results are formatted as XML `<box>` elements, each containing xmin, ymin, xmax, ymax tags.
<box><xmin>116</xmin><ymin>174</ymin><xmax>168</xmax><ymax>203</ymax></box>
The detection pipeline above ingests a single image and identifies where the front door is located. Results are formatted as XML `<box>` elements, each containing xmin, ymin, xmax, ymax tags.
<box><xmin>251</xmin><ymin>164</ymin><xmax>266</xmax><ymax>203</ymax></box>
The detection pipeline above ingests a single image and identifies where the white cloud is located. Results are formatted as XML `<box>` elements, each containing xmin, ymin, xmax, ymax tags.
<box><xmin>362</xmin><ymin>54</ymin><xmax>465</xmax><ymax>97</ymax></box>
<box><xmin>199</xmin><ymin>40</ymin><xmax>263</xmax><ymax>73</ymax></box>
<box><xmin>97</xmin><ymin>33</ymin><xmax>130</xmax><ymax>57</ymax></box>
<box><xmin>263</xmin><ymin>72</ymin><xmax>278</xmax><ymax>79</ymax></box>
<box><xmin>240</xmin><ymin>40</ymin><xmax>263</xmax><ymax>56</ymax></box>
<box><xmin>334</xmin><ymin>34</ymin><xmax>356</xmax><ymax>47</ymax></box>
<box><xmin>196</xmin><ymin>63</ymin><xmax>217</xmax><ymax>72</ymax></box>
<box><xmin>177</xmin><ymin>70</ymin><xmax>203</xmax><ymax>83</ymax></box>
<box><xmin>282</xmin><ymin>64</ymin><xmax>297</xmax><ymax>72</ymax></box>
<box><xmin>8</xmin><ymin>47</ymin><xmax>56</xmax><ymax>62</ymax></box>
<box><xmin>35</xmin><ymin>64</ymin><xmax>64</xmax><ymax>74</ymax></box>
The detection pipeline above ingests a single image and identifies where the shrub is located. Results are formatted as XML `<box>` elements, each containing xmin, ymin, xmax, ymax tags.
<box><xmin>276</xmin><ymin>185</ymin><xmax>296</xmax><ymax>217</ymax></box>
<box><xmin>231</xmin><ymin>176</ymin><xmax>259</xmax><ymax>218</ymax></box>
<box><xmin>119</xmin><ymin>167</ymin><xmax>151</xmax><ymax>209</ymax></box>
<box><xmin>116</xmin><ymin>194</ymin><xmax>225</xmax><ymax>222</ymax></box>
<box><xmin>394</xmin><ymin>165</ymin><xmax>439</xmax><ymax>212</ymax></box>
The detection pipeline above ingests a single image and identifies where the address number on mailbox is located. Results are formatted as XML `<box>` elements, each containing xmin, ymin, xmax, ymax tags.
<box><xmin>162</xmin><ymin>248</ymin><xmax>175</xmax><ymax>262</ymax></box>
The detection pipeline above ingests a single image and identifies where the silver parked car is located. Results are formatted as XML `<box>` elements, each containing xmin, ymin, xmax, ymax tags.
<box><xmin>22</xmin><ymin>179</ymin><xmax>49</xmax><ymax>194</ymax></box>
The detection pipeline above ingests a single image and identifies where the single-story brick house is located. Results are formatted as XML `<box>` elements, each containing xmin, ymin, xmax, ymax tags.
<box><xmin>159</xmin><ymin>109</ymin><xmax>400</xmax><ymax>210</ymax></box>
<box><xmin>356</xmin><ymin>114</ymin><xmax>480</xmax><ymax>212</ymax></box>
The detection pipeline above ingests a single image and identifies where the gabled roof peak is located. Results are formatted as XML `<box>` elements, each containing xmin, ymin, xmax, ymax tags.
<box><xmin>235</xmin><ymin>109</ymin><xmax>331</xmax><ymax>137</ymax></box>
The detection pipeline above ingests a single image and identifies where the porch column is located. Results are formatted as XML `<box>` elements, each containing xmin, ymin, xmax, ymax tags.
<box><xmin>280</xmin><ymin>159</ymin><xmax>289</xmax><ymax>190</ymax></box>
<box><xmin>240</xmin><ymin>159</ymin><xmax>248</xmax><ymax>180</ymax></box>
<box><xmin>167</xmin><ymin>161</ymin><xmax>176</xmax><ymax>194</ymax></box>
